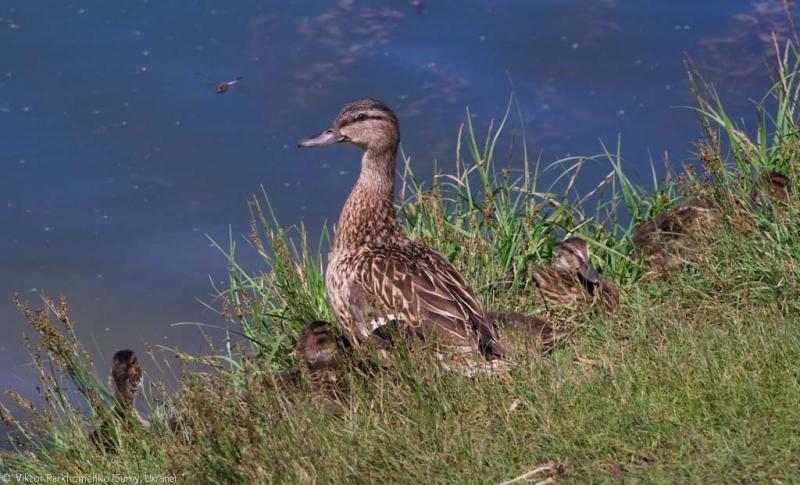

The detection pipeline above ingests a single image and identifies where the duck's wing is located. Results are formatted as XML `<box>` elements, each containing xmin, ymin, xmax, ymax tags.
<box><xmin>531</xmin><ymin>266</ymin><xmax>587</xmax><ymax>306</ymax></box>
<box><xmin>353</xmin><ymin>244</ymin><xmax>505</xmax><ymax>358</ymax></box>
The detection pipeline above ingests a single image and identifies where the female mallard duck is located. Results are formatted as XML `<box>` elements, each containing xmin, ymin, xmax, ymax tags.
<box><xmin>298</xmin><ymin>99</ymin><xmax>506</xmax><ymax>362</ymax></box>
<box><xmin>632</xmin><ymin>198</ymin><xmax>716</xmax><ymax>273</ymax></box>
<box><xmin>531</xmin><ymin>237</ymin><xmax>619</xmax><ymax>313</ymax></box>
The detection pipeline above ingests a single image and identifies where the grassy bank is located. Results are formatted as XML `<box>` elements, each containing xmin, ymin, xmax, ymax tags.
<box><xmin>1</xmin><ymin>43</ymin><xmax>799</xmax><ymax>482</ymax></box>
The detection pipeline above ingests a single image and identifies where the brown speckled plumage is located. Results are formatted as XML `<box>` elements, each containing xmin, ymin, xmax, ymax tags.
<box><xmin>486</xmin><ymin>311</ymin><xmax>568</xmax><ymax>349</ymax></box>
<box><xmin>752</xmin><ymin>170</ymin><xmax>792</xmax><ymax>205</ymax></box>
<box><xmin>632</xmin><ymin>199</ymin><xmax>714</xmax><ymax>249</ymax></box>
<box><xmin>531</xmin><ymin>237</ymin><xmax>619</xmax><ymax>313</ymax></box>
<box><xmin>294</xmin><ymin>321</ymin><xmax>348</xmax><ymax>410</ymax></box>
<box><xmin>295</xmin><ymin>321</ymin><xmax>346</xmax><ymax>387</ymax></box>
<box><xmin>299</xmin><ymin>99</ymin><xmax>506</xmax><ymax>360</ymax></box>
<box><xmin>632</xmin><ymin>198</ymin><xmax>716</xmax><ymax>274</ymax></box>
<box><xmin>92</xmin><ymin>349</ymin><xmax>148</xmax><ymax>450</ymax></box>
<box><xmin>596</xmin><ymin>277</ymin><xmax>620</xmax><ymax>313</ymax></box>
<box><xmin>532</xmin><ymin>266</ymin><xmax>592</xmax><ymax>307</ymax></box>
<box><xmin>110</xmin><ymin>349</ymin><xmax>144</xmax><ymax>410</ymax></box>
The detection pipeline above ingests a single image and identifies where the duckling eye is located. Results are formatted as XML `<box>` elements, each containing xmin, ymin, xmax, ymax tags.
<box><xmin>355</xmin><ymin>113</ymin><xmax>368</xmax><ymax>121</ymax></box>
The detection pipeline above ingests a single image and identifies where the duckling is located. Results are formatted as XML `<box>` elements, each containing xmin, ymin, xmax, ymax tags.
<box><xmin>91</xmin><ymin>349</ymin><xmax>148</xmax><ymax>450</ymax></box>
<box><xmin>295</xmin><ymin>321</ymin><xmax>346</xmax><ymax>388</ymax></box>
<box><xmin>752</xmin><ymin>170</ymin><xmax>792</xmax><ymax>206</ymax></box>
<box><xmin>109</xmin><ymin>350</ymin><xmax>146</xmax><ymax>419</ymax></box>
<box><xmin>272</xmin><ymin>322</ymin><xmax>348</xmax><ymax>392</ymax></box>
<box><xmin>531</xmin><ymin>237</ymin><xmax>620</xmax><ymax>313</ymax></box>
<box><xmin>298</xmin><ymin>99</ymin><xmax>506</xmax><ymax>364</ymax></box>
<box><xmin>632</xmin><ymin>198</ymin><xmax>716</xmax><ymax>274</ymax></box>
<box><xmin>486</xmin><ymin>311</ymin><xmax>568</xmax><ymax>349</ymax></box>
<box><xmin>292</xmin><ymin>321</ymin><xmax>353</xmax><ymax>411</ymax></box>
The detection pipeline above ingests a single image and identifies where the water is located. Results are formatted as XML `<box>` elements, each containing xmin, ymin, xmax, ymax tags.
<box><xmin>0</xmin><ymin>0</ymin><xmax>790</xmax><ymax>397</ymax></box>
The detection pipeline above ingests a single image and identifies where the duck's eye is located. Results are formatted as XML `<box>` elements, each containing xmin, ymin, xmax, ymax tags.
<box><xmin>355</xmin><ymin>113</ymin><xmax>368</xmax><ymax>121</ymax></box>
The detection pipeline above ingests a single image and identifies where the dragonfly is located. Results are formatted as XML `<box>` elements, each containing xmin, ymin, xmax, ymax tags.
<box><xmin>196</xmin><ymin>73</ymin><xmax>244</xmax><ymax>94</ymax></box>
<box><xmin>214</xmin><ymin>76</ymin><xmax>242</xmax><ymax>94</ymax></box>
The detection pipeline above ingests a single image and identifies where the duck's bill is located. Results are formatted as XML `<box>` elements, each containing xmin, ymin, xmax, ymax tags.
<box><xmin>578</xmin><ymin>261</ymin><xmax>601</xmax><ymax>285</ymax></box>
<box><xmin>297</xmin><ymin>128</ymin><xmax>344</xmax><ymax>147</ymax></box>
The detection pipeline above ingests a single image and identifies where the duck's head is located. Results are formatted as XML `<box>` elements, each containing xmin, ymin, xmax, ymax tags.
<box><xmin>110</xmin><ymin>349</ymin><xmax>144</xmax><ymax>407</ymax></box>
<box><xmin>554</xmin><ymin>237</ymin><xmax>600</xmax><ymax>285</ymax></box>
<box><xmin>298</xmin><ymin>98</ymin><xmax>399</xmax><ymax>152</ymax></box>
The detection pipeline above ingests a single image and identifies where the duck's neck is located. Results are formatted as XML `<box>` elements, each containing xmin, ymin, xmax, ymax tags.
<box><xmin>334</xmin><ymin>145</ymin><xmax>403</xmax><ymax>251</ymax></box>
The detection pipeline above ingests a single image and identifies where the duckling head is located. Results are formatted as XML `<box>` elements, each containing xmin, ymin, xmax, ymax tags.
<box><xmin>554</xmin><ymin>237</ymin><xmax>600</xmax><ymax>285</ymax></box>
<box><xmin>110</xmin><ymin>349</ymin><xmax>143</xmax><ymax>407</ymax></box>
<box><xmin>295</xmin><ymin>321</ymin><xmax>343</xmax><ymax>374</ymax></box>
<box><xmin>298</xmin><ymin>98</ymin><xmax>399</xmax><ymax>152</ymax></box>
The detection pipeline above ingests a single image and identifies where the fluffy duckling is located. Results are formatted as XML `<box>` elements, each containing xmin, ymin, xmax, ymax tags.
<box><xmin>91</xmin><ymin>349</ymin><xmax>148</xmax><ymax>450</ymax></box>
<box><xmin>109</xmin><ymin>350</ymin><xmax>146</xmax><ymax>418</ymax></box>
<box><xmin>294</xmin><ymin>321</ymin><xmax>350</xmax><ymax>410</ymax></box>
<box><xmin>295</xmin><ymin>321</ymin><xmax>346</xmax><ymax>387</ymax></box>
<box><xmin>486</xmin><ymin>311</ymin><xmax>568</xmax><ymax>349</ymax></box>
<box><xmin>532</xmin><ymin>237</ymin><xmax>619</xmax><ymax>313</ymax></box>
<box><xmin>632</xmin><ymin>198</ymin><xmax>716</xmax><ymax>274</ymax></box>
<box><xmin>752</xmin><ymin>170</ymin><xmax>792</xmax><ymax>206</ymax></box>
<box><xmin>298</xmin><ymin>99</ymin><xmax>506</xmax><ymax>364</ymax></box>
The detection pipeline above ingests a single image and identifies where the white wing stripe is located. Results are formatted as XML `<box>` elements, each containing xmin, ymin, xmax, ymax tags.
<box><xmin>369</xmin><ymin>313</ymin><xmax>400</xmax><ymax>331</ymax></box>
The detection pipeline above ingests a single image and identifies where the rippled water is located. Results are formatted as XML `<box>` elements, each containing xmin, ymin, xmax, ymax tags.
<box><xmin>0</xmin><ymin>1</ymin><xmax>791</xmax><ymax>396</ymax></box>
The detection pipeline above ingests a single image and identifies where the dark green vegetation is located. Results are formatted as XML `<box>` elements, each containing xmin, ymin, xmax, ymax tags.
<box><xmin>2</xmin><ymin>44</ymin><xmax>799</xmax><ymax>483</ymax></box>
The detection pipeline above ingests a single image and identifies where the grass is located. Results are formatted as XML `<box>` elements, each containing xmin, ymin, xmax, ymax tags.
<box><xmin>2</xmin><ymin>38</ymin><xmax>800</xmax><ymax>483</ymax></box>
